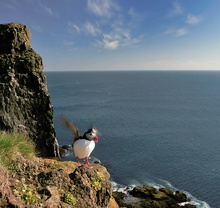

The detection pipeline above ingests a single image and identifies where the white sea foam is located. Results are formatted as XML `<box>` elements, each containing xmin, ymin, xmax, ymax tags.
<box><xmin>111</xmin><ymin>181</ymin><xmax>134</xmax><ymax>194</ymax></box>
<box><xmin>181</xmin><ymin>191</ymin><xmax>210</xmax><ymax>208</ymax></box>
<box><xmin>145</xmin><ymin>178</ymin><xmax>211</xmax><ymax>208</ymax></box>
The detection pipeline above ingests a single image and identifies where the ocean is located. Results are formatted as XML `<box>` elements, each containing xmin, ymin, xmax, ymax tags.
<box><xmin>46</xmin><ymin>71</ymin><xmax>220</xmax><ymax>208</ymax></box>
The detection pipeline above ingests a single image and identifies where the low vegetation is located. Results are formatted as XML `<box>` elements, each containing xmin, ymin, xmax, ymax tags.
<box><xmin>0</xmin><ymin>131</ymin><xmax>36</xmax><ymax>168</ymax></box>
<box><xmin>13</xmin><ymin>178</ymin><xmax>41</xmax><ymax>205</ymax></box>
<box><xmin>62</xmin><ymin>192</ymin><xmax>77</xmax><ymax>205</ymax></box>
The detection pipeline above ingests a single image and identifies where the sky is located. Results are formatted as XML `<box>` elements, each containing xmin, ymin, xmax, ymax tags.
<box><xmin>0</xmin><ymin>0</ymin><xmax>220</xmax><ymax>71</ymax></box>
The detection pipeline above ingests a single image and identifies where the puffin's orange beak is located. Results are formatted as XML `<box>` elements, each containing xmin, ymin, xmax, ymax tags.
<box><xmin>93</xmin><ymin>136</ymin><xmax>98</xmax><ymax>142</ymax></box>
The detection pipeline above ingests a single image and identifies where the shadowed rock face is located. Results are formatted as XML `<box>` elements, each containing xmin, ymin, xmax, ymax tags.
<box><xmin>0</xmin><ymin>22</ymin><xmax>32</xmax><ymax>54</ymax></box>
<box><xmin>0</xmin><ymin>22</ymin><xmax>59</xmax><ymax>157</ymax></box>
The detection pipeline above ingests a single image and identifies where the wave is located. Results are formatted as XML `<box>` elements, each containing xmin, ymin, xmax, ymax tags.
<box><xmin>158</xmin><ymin>179</ymin><xmax>210</xmax><ymax>208</ymax></box>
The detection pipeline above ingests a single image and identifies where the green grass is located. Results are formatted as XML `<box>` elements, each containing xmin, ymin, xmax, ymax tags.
<box><xmin>0</xmin><ymin>131</ymin><xmax>36</xmax><ymax>167</ymax></box>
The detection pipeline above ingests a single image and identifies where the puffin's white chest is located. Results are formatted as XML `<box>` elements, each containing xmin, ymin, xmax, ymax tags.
<box><xmin>73</xmin><ymin>139</ymin><xmax>95</xmax><ymax>158</ymax></box>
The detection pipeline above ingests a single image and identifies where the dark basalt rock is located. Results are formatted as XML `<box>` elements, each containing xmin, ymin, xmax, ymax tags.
<box><xmin>0</xmin><ymin>22</ymin><xmax>59</xmax><ymax>157</ymax></box>
<box><xmin>0</xmin><ymin>22</ymin><xmax>32</xmax><ymax>54</ymax></box>
<box><xmin>113</xmin><ymin>185</ymin><xmax>196</xmax><ymax>208</ymax></box>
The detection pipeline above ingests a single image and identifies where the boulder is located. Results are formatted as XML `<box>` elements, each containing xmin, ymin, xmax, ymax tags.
<box><xmin>113</xmin><ymin>185</ymin><xmax>197</xmax><ymax>208</ymax></box>
<box><xmin>69</xmin><ymin>165</ymin><xmax>112</xmax><ymax>207</ymax></box>
<box><xmin>0</xmin><ymin>22</ymin><xmax>59</xmax><ymax>157</ymax></box>
<box><xmin>0</xmin><ymin>165</ymin><xmax>23</xmax><ymax>207</ymax></box>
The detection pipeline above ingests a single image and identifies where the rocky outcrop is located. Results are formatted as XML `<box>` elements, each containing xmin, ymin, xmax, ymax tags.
<box><xmin>0</xmin><ymin>22</ymin><xmax>59</xmax><ymax>157</ymax></box>
<box><xmin>113</xmin><ymin>185</ymin><xmax>196</xmax><ymax>208</ymax></box>
<box><xmin>0</xmin><ymin>156</ymin><xmax>116</xmax><ymax>208</ymax></box>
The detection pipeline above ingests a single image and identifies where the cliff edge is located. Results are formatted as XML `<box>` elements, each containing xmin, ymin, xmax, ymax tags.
<box><xmin>0</xmin><ymin>155</ymin><xmax>116</xmax><ymax>208</ymax></box>
<box><xmin>0</xmin><ymin>22</ymin><xmax>59</xmax><ymax>157</ymax></box>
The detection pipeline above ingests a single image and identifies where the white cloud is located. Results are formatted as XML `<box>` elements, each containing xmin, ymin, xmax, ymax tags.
<box><xmin>67</xmin><ymin>22</ymin><xmax>81</xmax><ymax>33</ymax></box>
<box><xmin>103</xmin><ymin>39</ymin><xmax>119</xmax><ymax>49</ymax></box>
<box><xmin>104</xmin><ymin>28</ymin><xmax>130</xmax><ymax>41</ymax></box>
<box><xmin>66</xmin><ymin>0</ymin><xmax>143</xmax><ymax>50</ymax></box>
<box><xmin>84</xmin><ymin>22</ymin><xmax>101</xmax><ymax>36</ymax></box>
<box><xmin>44</xmin><ymin>6</ymin><xmax>52</xmax><ymax>16</ymax></box>
<box><xmin>73</xmin><ymin>24</ymin><xmax>80</xmax><ymax>33</ymax></box>
<box><xmin>99</xmin><ymin>28</ymin><xmax>143</xmax><ymax>50</ymax></box>
<box><xmin>35</xmin><ymin>1</ymin><xmax>60</xmax><ymax>18</ymax></box>
<box><xmin>87</xmin><ymin>0</ymin><xmax>118</xmax><ymax>17</ymax></box>
<box><xmin>128</xmin><ymin>8</ymin><xmax>136</xmax><ymax>17</ymax></box>
<box><xmin>186</xmin><ymin>15</ymin><xmax>201</xmax><ymax>25</ymax></box>
<box><xmin>67</xmin><ymin>21</ymin><xmax>101</xmax><ymax>37</ymax></box>
<box><xmin>176</xmin><ymin>28</ymin><xmax>188</xmax><ymax>36</ymax></box>
<box><xmin>164</xmin><ymin>27</ymin><xmax>188</xmax><ymax>36</ymax></box>
<box><xmin>167</xmin><ymin>2</ymin><xmax>183</xmax><ymax>17</ymax></box>
<box><xmin>101</xmin><ymin>33</ymin><xmax>119</xmax><ymax>49</ymax></box>
<box><xmin>173</xmin><ymin>2</ymin><xmax>183</xmax><ymax>14</ymax></box>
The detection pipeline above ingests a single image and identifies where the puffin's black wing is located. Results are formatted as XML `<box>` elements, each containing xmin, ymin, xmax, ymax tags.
<box><xmin>61</xmin><ymin>116</ymin><xmax>80</xmax><ymax>141</ymax></box>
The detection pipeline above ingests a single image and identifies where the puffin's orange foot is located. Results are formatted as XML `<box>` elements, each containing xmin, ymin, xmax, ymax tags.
<box><xmin>86</xmin><ymin>162</ymin><xmax>92</xmax><ymax>167</ymax></box>
<box><xmin>85</xmin><ymin>157</ymin><xmax>92</xmax><ymax>166</ymax></box>
<box><xmin>78</xmin><ymin>162</ymin><xmax>84</xmax><ymax>166</ymax></box>
<box><xmin>77</xmin><ymin>158</ymin><xmax>83</xmax><ymax>166</ymax></box>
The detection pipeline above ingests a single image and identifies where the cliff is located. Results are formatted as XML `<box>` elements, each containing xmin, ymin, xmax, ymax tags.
<box><xmin>0</xmin><ymin>22</ymin><xmax>59</xmax><ymax>157</ymax></box>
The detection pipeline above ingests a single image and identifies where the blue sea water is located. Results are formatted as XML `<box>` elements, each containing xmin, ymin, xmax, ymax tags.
<box><xmin>46</xmin><ymin>71</ymin><xmax>220</xmax><ymax>208</ymax></box>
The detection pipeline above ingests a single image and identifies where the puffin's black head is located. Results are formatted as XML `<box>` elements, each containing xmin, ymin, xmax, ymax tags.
<box><xmin>83</xmin><ymin>128</ymin><xmax>99</xmax><ymax>142</ymax></box>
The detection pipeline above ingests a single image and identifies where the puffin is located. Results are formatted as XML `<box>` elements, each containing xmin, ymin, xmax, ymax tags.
<box><xmin>62</xmin><ymin>116</ymin><xmax>99</xmax><ymax>166</ymax></box>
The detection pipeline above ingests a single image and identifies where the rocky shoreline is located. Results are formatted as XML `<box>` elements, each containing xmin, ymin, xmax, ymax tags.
<box><xmin>113</xmin><ymin>185</ymin><xmax>196</xmax><ymax>208</ymax></box>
